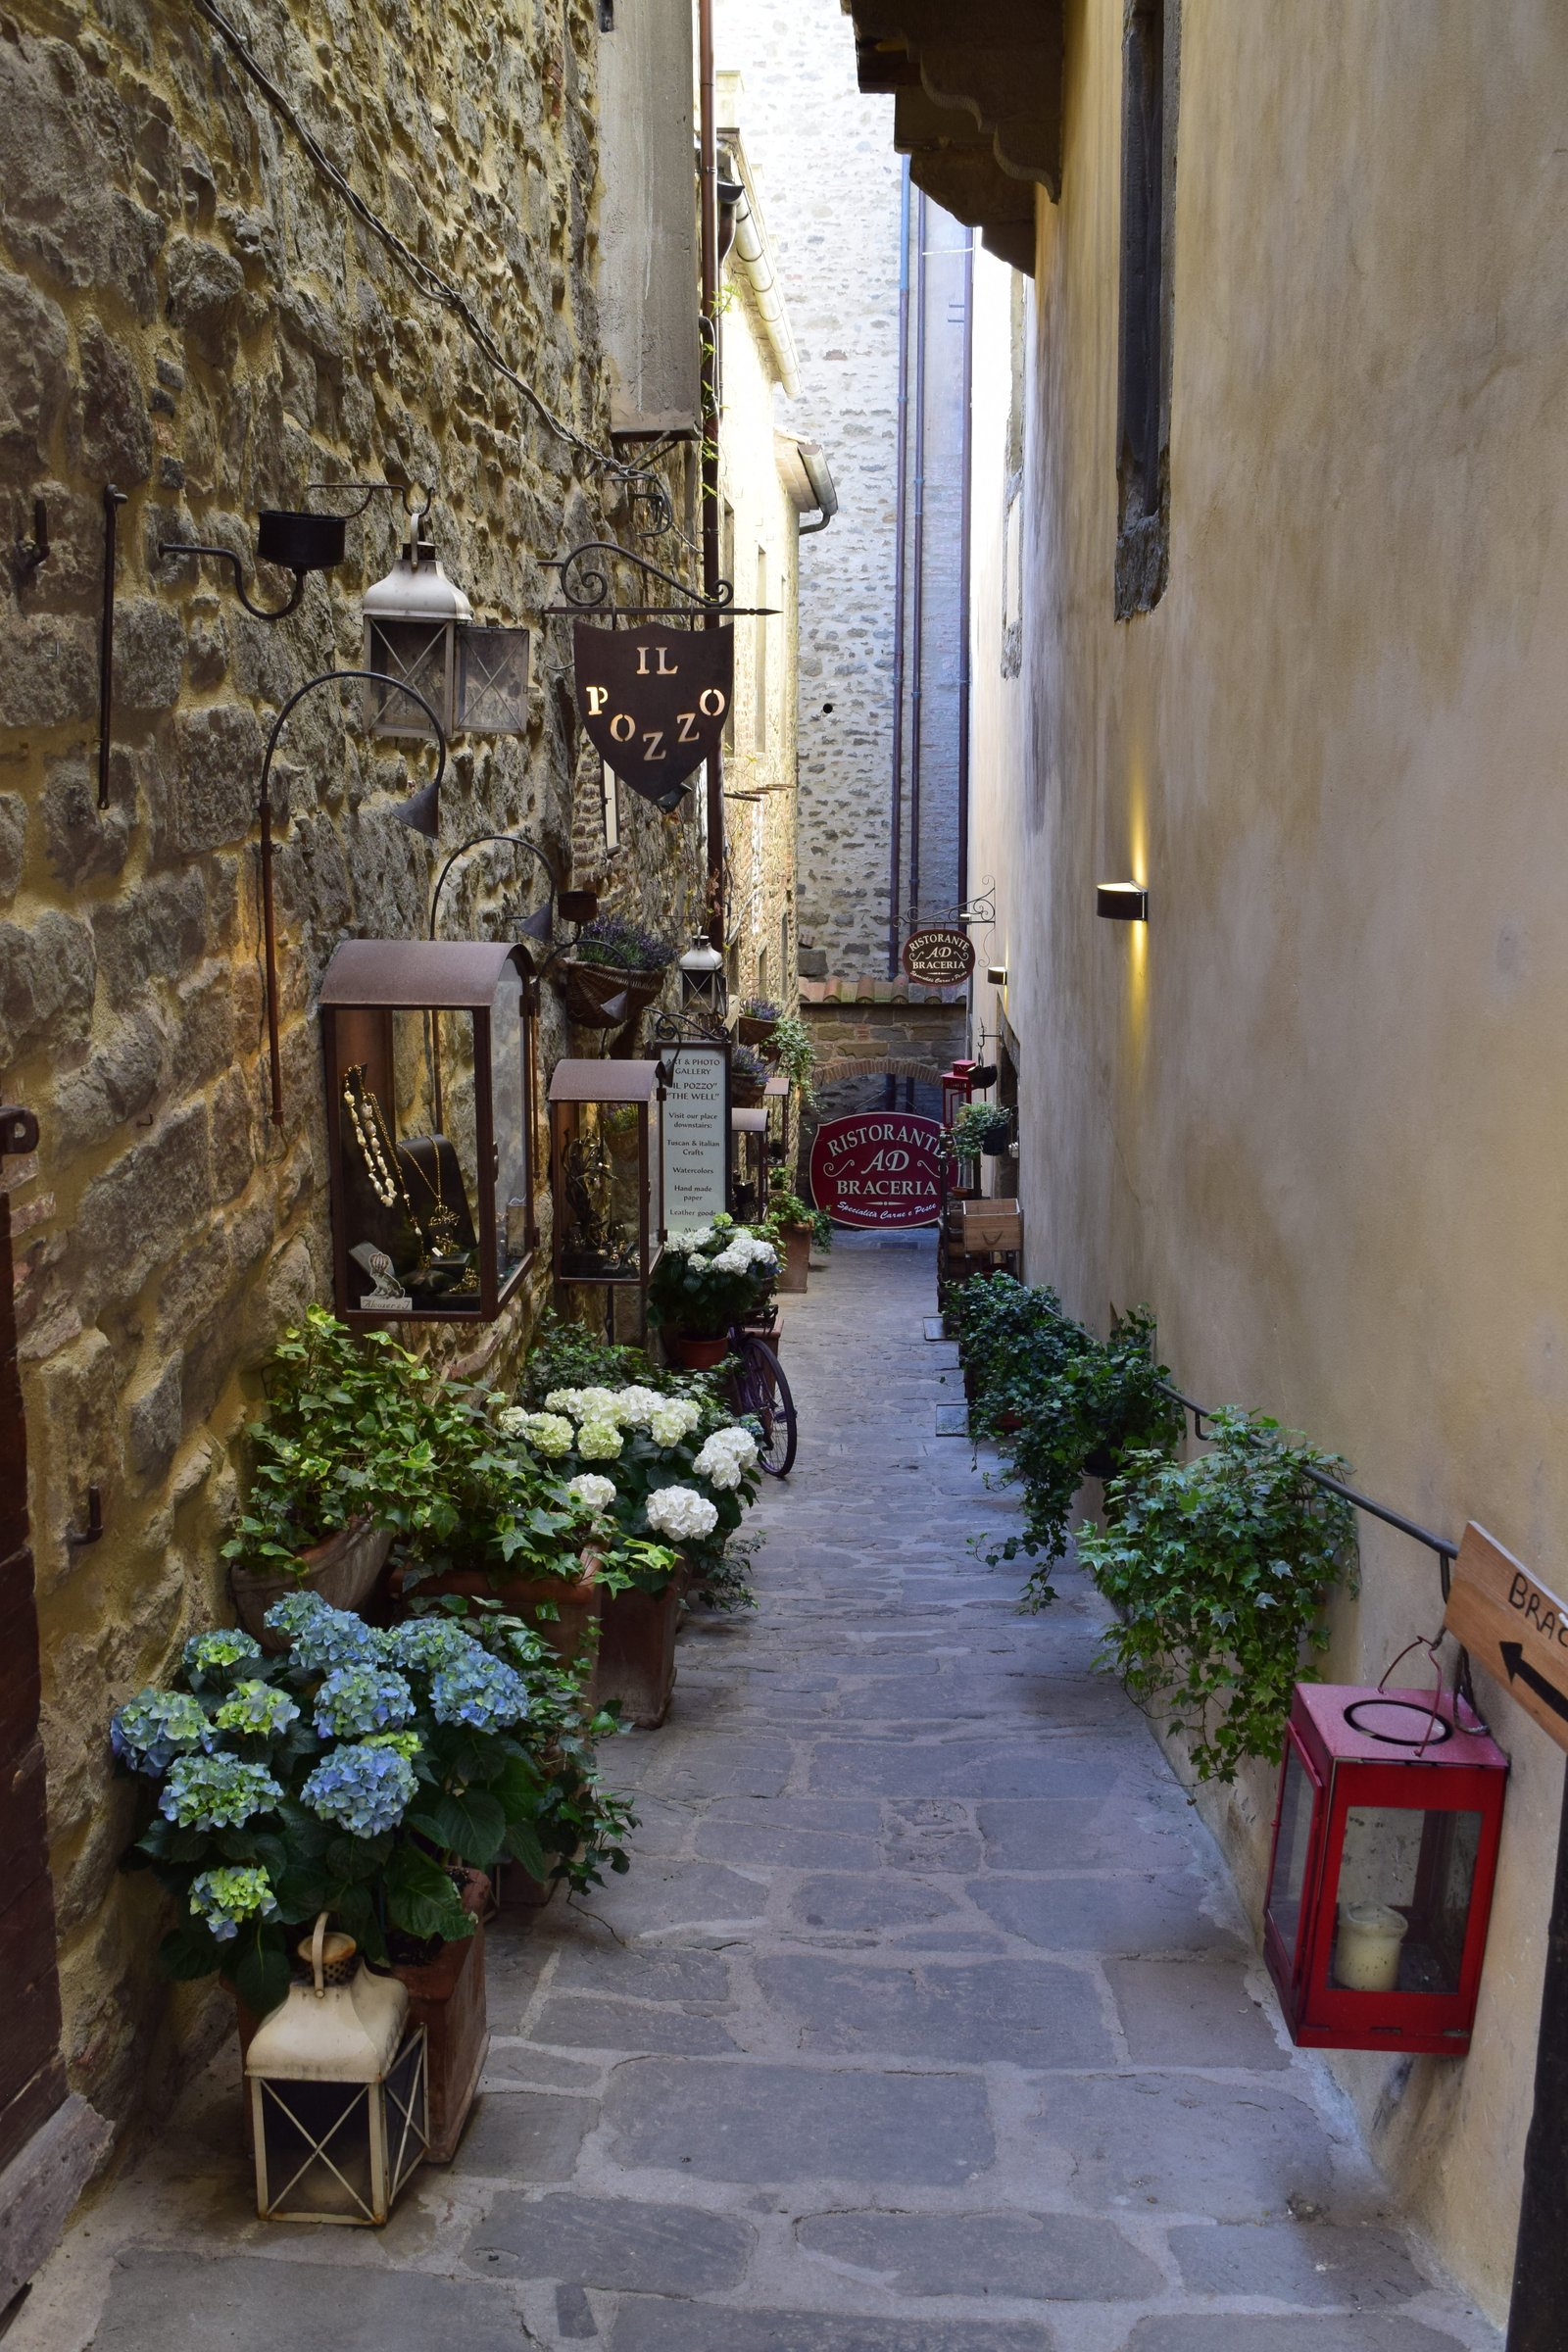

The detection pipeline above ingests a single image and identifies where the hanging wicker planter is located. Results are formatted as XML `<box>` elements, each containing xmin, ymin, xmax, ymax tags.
<box><xmin>560</xmin><ymin>957</ymin><xmax>667</xmax><ymax>1029</ymax></box>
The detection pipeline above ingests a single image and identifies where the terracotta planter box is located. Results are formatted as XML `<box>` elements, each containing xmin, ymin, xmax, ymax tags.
<box><xmin>394</xmin><ymin>1555</ymin><xmax>601</xmax><ymax>1672</ymax></box>
<box><xmin>593</xmin><ymin>1580</ymin><xmax>681</xmax><ymax>1728</ymax></box>
<box><xmin>775</xmin><ymin>1224</ymin><xmax>810</xmax><ymax>1294</ymax></box>
<box><xmin>663</xmin><ymin>1332</ymin><xmax>730</xmax><ymax>1371</ymax></box>
<box><xmin>393</xmin><ymin>1869</ymin><xmax>490</xmax><ymax>2163</ymax></box>
<box><xmin>230</xmin><ymin>1518</ymin><xmax>393</xmax><ymax>1652</ymax></box>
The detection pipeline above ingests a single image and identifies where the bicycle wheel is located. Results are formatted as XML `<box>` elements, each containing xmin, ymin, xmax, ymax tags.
<box><xmin>737</xmin><ymin>1335</ymin><xmax>798</xmax><ymax>1478</ymax></box>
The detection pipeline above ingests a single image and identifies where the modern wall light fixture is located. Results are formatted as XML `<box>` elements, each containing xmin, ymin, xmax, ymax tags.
<box><xmin>986</xmin><ymin>963</ymin><xmax>1008</xmax><ymax>987</ymax></box>
<box><xmin>1097</xmin><ymin>882</ymin><xmax>1150</xmax><ymax>921</ymax></box>
<box><xmin>158</xmin><ymin>508</ymin><xmax>348</xmax><ymax>619</ymax></box>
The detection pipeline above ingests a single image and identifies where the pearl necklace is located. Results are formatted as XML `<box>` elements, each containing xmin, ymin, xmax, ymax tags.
<box><xmin>342</xmin><ymin>1068</ymin><xmax>407</xmax><ymax>1211</ymax></box>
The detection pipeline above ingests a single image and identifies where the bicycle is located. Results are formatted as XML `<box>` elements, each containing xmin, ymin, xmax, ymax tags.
<box><xmin>728</xmin><ymin>1319</ymin><xmax>798</xmax><ymax>1478</ymax></box>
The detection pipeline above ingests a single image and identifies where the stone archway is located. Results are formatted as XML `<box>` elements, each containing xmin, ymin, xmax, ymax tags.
<box><xmin>814</xmin><ymin>1055</ymin><xmax>946</xmax><ymax>1090</ymax></box>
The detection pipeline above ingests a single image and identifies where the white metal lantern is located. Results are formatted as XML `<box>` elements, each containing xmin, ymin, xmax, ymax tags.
<box><xmin>246</xmin><ymin>1920</ymin><xmax>426</xmax><ymax>2226</ymax></box>
<box><xmin>363</xmin><ymin>539</ymin><xmax>471</xmax><ymax>740</ymax></box>
<box><xmin>678</xmin><ymin>934</ymin><xmax>726</xmax><ymax>1016</ymax></box>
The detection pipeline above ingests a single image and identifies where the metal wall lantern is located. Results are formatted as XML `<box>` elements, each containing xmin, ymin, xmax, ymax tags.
<box><xmin>678</xmin><ymin>935</ymin><xmax>726</xmax><ymax>1017</ymax></box>
<box><xmin>985</xmin><ymin>962</ymin><xmax>1008</xmax><ymax>987</ymax></box>
<box><xmin>548</xmin><ymin>1060</ymin><xmax>662</xmax><ymax>1312</ymax></box>
<box><xmin>364</xmin><ymin>526</ymin><xmax>529</xmax><ymax>742</ymax></box>
<box><xmin>158</xmin><ymin>508</ymin><xmax>347</xmax><ymax>619</ymax></box>
<box><xmin>1262</xmin><ymin>1678</ymin><xmax>1508</xmax><ymax>2055</ymax></box>
<box><xmin>1097</xmin><ymin>882</ymin><xmax>1150</xmax><ymax>921</ymax></box>
<box><xmin>320</xmin><ymin>940</ymin><xmax>538</xmax><ymax>1323</ymax></box>
<box><xmin>246</xmin><ymin>1921</ymin><xmax>425</xmax><ymax>2226</ymax></box>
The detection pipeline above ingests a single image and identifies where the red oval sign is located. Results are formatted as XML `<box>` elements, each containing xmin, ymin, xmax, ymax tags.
<box><xmin>808</xmin><ymin>1111</ymin><xmax>944</xmax><ymax>1230</ymax></box>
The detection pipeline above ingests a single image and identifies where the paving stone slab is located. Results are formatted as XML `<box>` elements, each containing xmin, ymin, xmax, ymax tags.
<box><xmin>1034</xmin><ymin>2076</ymin><xmax>1341</xmax><ymax>2218</ymax></box>
<box><xmin>611</xmin><ymin>2302</ymin><xmax>1054</xmax><ymax>2351</ymax></box>
<box><xmin>604</xmin><ymin>2056</ymin><xmax>995</xmax><ymax>2185</ymax></box>
<box><xmin>532</xmin><ymin>1996</ymin><xmax>741</xmax><ymax>2056</ymax></box>
<box><xmin>969</xmin><ymin>1873</ymin><xmax>1241</xmax><ymax>1956</ymax></box>
<box><xmin>698</xmin><ymin>1818</ymin><xmax>884</xmax><ymax>1872</ymax></box>
<box><xmin>754</xmin><ymin>1955</ymin><xmax>1113</xmax><ymax>2066</ymax></box>
<box><xmin>643</xmin><ymin>1738</ymin><xmax>796</xmax><ymax>1798</ymax></box>
<box><xmin>91</xmin><ymin>2253</ymin><xmax>533</xmax><ymax>2352</ymax></box>
<box><xmin>809</xmin><ymin>1740</ymin><xmax>1134</xmax><ymax>1800</ymax></box>
<box><xmin>1122</xmin><ymin>2320</ymin><xmax>1472</xmax><ymax>2352</ymax></box>
<box><xmin>552</xmin><ymin>1943</ymin><xmax>733</xmax><ymax>2005</ymax></box>
<box><xmin>593</xmin><ymin>1861</ymin><xmax>770</xmax><ymax>1933</ymax></box>
<box><xmin>1104</xmin><ymin>1957</ymin><xmax>1289</xmax><ymax>2068</ymax></box>
<box><xmin>977</xmin><ymin>1799</ymin><xmax>1195</xmax><ymax>1874</ymax></box>
<box><xmin>454</xmin><ymin>2090</ymin><xmax>598</xmax><ymax>2180</ymax></box>
<box><xmin>796</xmin><ymin>2206</ymin><xmax>1163</xmax><ymax>2299</ymax></box>
<box><xmin>786</xmin><ymin>1875</ymin><xmax>966</xmax><ymax>1934</ymax></box>
<box><xmin>1167</xmin><ymin>2220</ymin><xmax>1430</xmax><ymax>2306</ymax></box>
<box><xmin>468</xmin><ymin>2189</ymin><xmax>754</xmax><ymax>2293</ymax></box>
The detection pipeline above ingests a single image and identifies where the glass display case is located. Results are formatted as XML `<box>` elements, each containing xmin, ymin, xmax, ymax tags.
<box><xmin>319</xmin><ymin>941</ymin><xmax>539</xmax><ymax>1322</ymax></box>
<box><xmin>548</xmin><ymin>1061</ymin><xmax>662</xmax><ymax>1301</ymax></box>
<box><xmin>1262</xmin><ymin>1680</ymin><xmax>1508</xmax><ymax>2053</ymax></box>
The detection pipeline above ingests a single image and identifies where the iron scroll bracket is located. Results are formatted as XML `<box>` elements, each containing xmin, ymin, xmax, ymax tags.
<box><xmin>156</xmin><ymin>539</ymin><xmax>307</xmax><ymax>621</ymax></box>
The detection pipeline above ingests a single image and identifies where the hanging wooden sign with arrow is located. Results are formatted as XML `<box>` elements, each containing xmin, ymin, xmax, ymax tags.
<box><xmin>1444</xmin><ymin>1522</ymin><xmax>1568</xmax><ymax>1753</ymax></box>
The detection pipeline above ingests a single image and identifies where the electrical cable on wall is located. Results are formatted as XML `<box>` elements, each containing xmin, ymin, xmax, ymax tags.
<box><xmin>185</xmin><ymin>0</ymin><xmax>680</xmax><ymax>504</ymax></box>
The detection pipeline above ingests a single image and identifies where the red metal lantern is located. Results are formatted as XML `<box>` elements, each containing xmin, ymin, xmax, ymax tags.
<box><xmin>1263</xmin><ymin>1682</ymin><xmax>1508</xmax><ymax>2054</ymax></box>
<box><xmin>941</xmin><ymin>1059</ymin><xmax>977</xmax><ymax>1131</ymax></box>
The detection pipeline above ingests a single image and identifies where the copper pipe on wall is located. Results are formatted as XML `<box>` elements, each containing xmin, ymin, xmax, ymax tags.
<box><xmin>698</xmin><ymin>0</ymin><xmax>724</xmax><ymax>950</ymax></box>
<box><xmin>886</xmin><ymin>163</ymin><xmax>911</xmax><ymax>987</ymax></box>
<box><xmin>906</xmin><ymin>188</ymin><xmax>928</xmax><ymax>960</ymax></box>
<box><xmin>957</xmin><ymin>229</ymin><xmax>974</xmax><ymax>912</ymax></box>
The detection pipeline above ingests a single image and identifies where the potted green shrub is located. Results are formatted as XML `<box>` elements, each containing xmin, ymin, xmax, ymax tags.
<box><xmin>222</xmin><ymin>1307</ymin><xmax>437</xmax><ymax>1646</ymax></box>
<box><xmin>647</xmin><ymin>1214</ymin><xmax>778</xmax><ymax>1368</ymax></box>
<box><xmin>561</xmin><ymin>914</ymin><xmax>674</xmax><ymax>1029</ymax></box>
<box><xmin>763</xmin><ymin>1181</ymin><xmax>815</xmax><ymax>1294</ymax></box>
<box><xmin>1079</xmin><ymin>1408</ymin><xmax>1358</xmax><ymax>1783</ymax></box>
<box><xmin>943</xmin><ymin>1101</ymin><xmax>1013</xmax><ymax>1172</ymax></box>
<box><xmin>112</xmin><ymin>1592</ymin><xmax>633</xmax><ymax>2157</ymax></box>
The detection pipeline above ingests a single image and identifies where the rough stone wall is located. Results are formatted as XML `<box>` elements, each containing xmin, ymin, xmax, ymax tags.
<box><xmin>801</xmin><ymin>996</ymin><xmax>966</xmax><ymax>1134</ymax></box>
<box><xmin>0</xmin><ymin>0</ymin><xmax>703</xmax><ymax>2143</ymax></box>
<box><xmin>711</xmin><ymin>0</ymin><xmax>901</xmax><ymax>976</ymax></box>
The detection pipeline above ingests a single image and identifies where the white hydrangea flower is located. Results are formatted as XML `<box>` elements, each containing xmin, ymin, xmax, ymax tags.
<box><xmin>694</xmin><ymin>1427</ymin><xmax>759</xmax><ymax>1490</ymax></box>
<box><xmin>612</xmin><ymin>1385</ymin><xmax>663</xmax><ymax>1428</ymax></box>
<box><xmin>544</xmin><ymin>1388</ymin><xmax>585</xmax><ymax>1418</ymax></box>
<box><xmin>567</xmin><ymin>1473</ymin><xmax>617</xmax><ymax>1512</ymax></box>
<box><xmin>645</xmin><ymin>1485</ymin><xmax>719</xmax><ymax>1541</ymax></box>
<box><xmin>710</xmin><ymin>1243</ymin><xmax>754</xmax><ymax>1275</ymax></box>
<box><xmin>497</xmin><ymin>1405</ymin><xmax>530</xmax><ymax>1438</ymax></box>
<box><xmin>648</xmin><ymin>1397</ymin><xmax>703</xmax><ymax>1446</ymax></box>
<box><xmin>515</xmin><ymin>1411</ymin><xmax>574</xmax><ymax>1458</ymax></box>
<box><xmin>577</xmin><ymin>1417</ymin><xmax>623</xmax><ymax>1461</ymax></box>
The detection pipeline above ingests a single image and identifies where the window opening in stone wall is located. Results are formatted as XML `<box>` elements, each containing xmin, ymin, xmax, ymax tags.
<box><xmin>1115</xmin><ymin>0</ymin><xmax>1179</xmax><ymax>619</ymax></box>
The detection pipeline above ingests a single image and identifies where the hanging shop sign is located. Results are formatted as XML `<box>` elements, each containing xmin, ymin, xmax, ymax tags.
<box><xmin>808</xmin><ymin>1111</ymin><xmax>944</xmax><ymax>1230</ymax></box>
<box><xmin>572</xmin><ymin>621</ymin><xmax>732</xmax><ymax>809</ymax></box>
<box><xmin>660</xmin><ymin>1041</ymin><xmax>732</xmax><ymax>1232</ymax></box>
<box><xmin>901</xmin><ymin>926</ymin><xmax>976</xmax><ymax>987</ymax></box>
<box><xmin>1445</xmin><ymin>1523</ymin><xmax>1568</xmax><ymax>1755</ymax></box>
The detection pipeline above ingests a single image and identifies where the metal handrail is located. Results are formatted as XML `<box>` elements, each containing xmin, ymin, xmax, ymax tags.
<box><xmin>1154</xmin><ymin>1379</ymin><xmax>1459</xmax><ymax>1596</ymax></box>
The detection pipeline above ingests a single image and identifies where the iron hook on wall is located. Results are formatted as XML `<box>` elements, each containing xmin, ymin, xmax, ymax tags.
<box><xmin>258</xmin><ymin>669</ymin><xmax>448</xmax><ymax>1127</ymax></box>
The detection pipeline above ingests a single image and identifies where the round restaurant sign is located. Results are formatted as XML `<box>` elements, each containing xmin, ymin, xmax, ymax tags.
<box><xmin>901</xmin><ymin>925</ymin><xmax>975</xmax><ymax>987</ymax></box>
<box><xmin>808</xmin><ymin>1111</ymin><xmax>944</xmax><ymax>1230</ymax></box>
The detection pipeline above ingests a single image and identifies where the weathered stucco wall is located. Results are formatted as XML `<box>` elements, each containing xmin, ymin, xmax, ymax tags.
<box><xmin>0</xmin><ymin>0</ymin><xmax>704</xmax><ymax>2144</ymax></box>
<box><xmin>965</xmin><ymin>0</ymin><xmax>1568</xmax><ymax>2318</ymax></box>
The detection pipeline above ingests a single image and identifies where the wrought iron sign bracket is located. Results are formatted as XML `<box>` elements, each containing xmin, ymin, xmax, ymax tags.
<box><xmin>543</xmin><ymin>540</ymin><xmax>775</xmax><ymax>620</ymax></box>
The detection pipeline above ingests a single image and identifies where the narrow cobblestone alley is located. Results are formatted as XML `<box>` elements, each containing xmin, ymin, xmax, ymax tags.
<box><xmin>16</xmin><ymin>1245</ymin><xmax>1501</xmax><ymax>2352</ymax></box>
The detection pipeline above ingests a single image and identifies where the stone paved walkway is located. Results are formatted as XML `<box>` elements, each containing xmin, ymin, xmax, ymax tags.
<box><xmin>17</xmin><ymin>1240</ymin><xmax>1501</xmax><ymax>2351</ymax></box>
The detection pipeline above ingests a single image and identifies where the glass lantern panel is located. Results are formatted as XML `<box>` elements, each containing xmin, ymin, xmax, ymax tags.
<box><xmin>424</xmin><ymin>1008</ymin><xmax>482</xmax><ymax>1311</ymax></box>
<box><xmin>1265</xmin><ymin>1742</ymin><xmax>1318</xmax><ymax>1969</ymax></box>
<box><xmin>366</xmin><ymin>617</ymin><xmax>450</xmax><ymax>736</ymax></box>
<box><xmin>384</xmin><ymin>2029</ymin><xmax>427</xmax><ymax>2196</ymax></box>
<box><xmin>456</xmin><ymin>625</ymin><xmax>530</xmax><ymax>734</ymax></box>
<box><xmin>491</xmin><ymin>972</ymin><xmax>532</xmax><ymax>1277</ymax></box>
<box><xmin>1329</xmin><ymin>1805</ymin><xmax>1483</xmax><ymax>1996</ymax></box>
<box><xmin>258</xmin><ymin>2078</ymin><xmax>377</xmax><ymax>2221</ymax></box>
<box><xmin>558</xmin><ymin>1102</ymin><xmax>643</xmax><ymax>1281</ymax></box>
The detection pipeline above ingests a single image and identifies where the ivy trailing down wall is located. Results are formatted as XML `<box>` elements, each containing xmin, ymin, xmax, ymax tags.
<box><xmin>952</xmin><ymin>1274</ymin><xmax>1359</xmax><ymax>1781</ymax></box>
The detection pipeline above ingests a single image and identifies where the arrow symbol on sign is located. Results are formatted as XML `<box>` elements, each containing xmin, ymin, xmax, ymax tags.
<box><xmin>1498</xmin><ymin>1642</ymin><xmax>1568</xmax><ymax>1727</ymax></box>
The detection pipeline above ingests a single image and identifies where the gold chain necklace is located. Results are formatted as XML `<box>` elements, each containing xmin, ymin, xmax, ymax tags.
<box><xmin>401</xmin><ymin>1138</ymin><xmax>462</xmax><ymax>1255</ymax></box>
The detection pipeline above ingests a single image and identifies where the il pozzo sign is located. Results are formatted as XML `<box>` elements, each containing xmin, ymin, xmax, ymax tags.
<box><xmin>808</xmin><ymin>1112</ymin><xmax>943</xmax><ymax>1230</ymax></box>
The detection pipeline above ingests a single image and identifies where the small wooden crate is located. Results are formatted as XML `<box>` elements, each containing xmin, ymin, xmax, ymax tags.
<box><xmin>956</xmin><ymin>1200</ymin><xmax>1023</xmax><ymax>1253</ymax></box>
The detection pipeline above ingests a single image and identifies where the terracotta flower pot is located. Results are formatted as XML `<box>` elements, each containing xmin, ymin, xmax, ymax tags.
<box><xmin>663</xmin><ymin>1332</ymin><xmax>731</xmax><ymax>1371</ymax></box>
<box><xmin>593</xmin><ymin>1579</ymin><xmax>681</xmax><ymax>1728</ymax></box>
<box><xmin>730</xmin><ymin>1078</ymin><xmax>765</xmax><ymax>1108</ymax></box>
<box><xmin>737</xmin><ymin>1014</ymin><xmax>778</xmax><ymax>1050</ymax></box>
<box><xmin>392</xmin><ymin>1552</ymin><xmax>601</xmax><ymax>1672</ymax></box>
<box><xmin>229</xmin><ymin>1518</ymin><xmax>394</xmax><ymax>1653</ymax></box>
<box><xmin>392</xmin><ymin>1868</ymin><xmax>490</xmax><ymax>2162</ymax></box>
<box><xmin>774</xmin><ymin>1223</ymin><xmax>810</xmax><ymax>1295</ymax></box>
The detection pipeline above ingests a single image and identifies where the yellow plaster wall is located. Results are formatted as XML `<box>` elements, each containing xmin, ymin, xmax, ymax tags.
<box><xmin>968</xmin><ymin>0</ymin><xmax>1568</xmax><ymax>2315</ymax></box>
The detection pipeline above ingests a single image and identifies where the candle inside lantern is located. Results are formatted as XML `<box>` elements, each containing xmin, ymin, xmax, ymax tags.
<box><xmin>1335</xmin><ymin>1900</ymin><xmax>1409</xmax><ymax>1992</ymax></box>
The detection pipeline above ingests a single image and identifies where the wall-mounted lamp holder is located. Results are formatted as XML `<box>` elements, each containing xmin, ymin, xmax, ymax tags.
<box><xmin>259</xmin><ymin>670</ymin><xmax>447</xmax><ymax>1128</ymax></box>
<box><xmin>429</xmin><ymin>830</ymin><xmax>578</xmax><ymax>956</ymax></box>
<box><xmin>1097</xmin><ymin>882</ymin><xmax>1150</xmax><ymax>922</ymax></box>
<box><xmin>985</xmin><ymin>963</ymin><xmax>1008</xmax><ymax>987</ymax></box>
<box><xmin>158</xmin><ymin>508</ymin><xmax>348</xmax><ymax>620</ymax></box>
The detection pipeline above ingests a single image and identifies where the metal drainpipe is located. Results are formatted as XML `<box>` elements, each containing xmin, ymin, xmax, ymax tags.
<box><xmin>887</xmin><ymin>164</ymin><xmax>910</xmax><ymax>991</ymax></box>
<box><xmin>905</xmin><ymin>191</ymin><xmax>929</xmax><ymax>1113</ymax></box>
<box><xmin>698</xmin><ymin>0</ymin><xmax>723</xmax><ymax>950</ymax></box>
<box><xmin>957</xmin><ymin>228</ymin><xmax>974</xmax><ymax>913</ymax></box>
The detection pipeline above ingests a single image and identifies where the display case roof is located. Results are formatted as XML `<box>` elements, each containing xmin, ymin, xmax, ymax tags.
<box><xmin>319</xmin><ymin>939</ymin><xmax>523</xmax><ymax>1009</ymax></box>
<box><xmin>548</xmin><ymin>1059</ymin><xmax>661</xmax><ymax>1103</ymax></box>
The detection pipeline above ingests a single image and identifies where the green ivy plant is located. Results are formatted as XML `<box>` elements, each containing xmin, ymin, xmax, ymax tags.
<box><xmin>942</xmin><ymin>1102</ymin><xmax>1012</xmax><ymax>1159</ymax></box>
<box><xmin>766</xmin><ymin>1012</ymin><xmax>816</xmax><ymax>1102</ymax></box>
<box><xmin>1079</xmin><ymin>1408</ymin><xmax>1358</xmax><ymax>1782</ymax></box>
